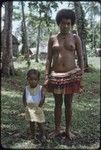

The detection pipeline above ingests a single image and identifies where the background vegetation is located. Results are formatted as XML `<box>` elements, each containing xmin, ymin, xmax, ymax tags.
<box><xmin>1</xmin><ymin>1</ymin><xmax>100</xmax><ymax>75</ymax></box>
<box><xmin>1</xmin><ymin>1</ymin><xmax>100</xmax><ymax>149</ymax></box>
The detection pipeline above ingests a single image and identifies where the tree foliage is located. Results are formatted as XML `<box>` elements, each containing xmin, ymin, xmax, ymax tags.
<box><xmin>27</xmin><ymin>1</ymin><xmax>60</xmax><ymax>62</ymax></box>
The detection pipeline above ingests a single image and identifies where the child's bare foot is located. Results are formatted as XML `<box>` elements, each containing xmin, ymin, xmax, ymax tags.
<box><xmin>40</xmin><ymin>135</ymin><xmax>47</xmax><ymax>144</ymax></box>
<box><xmin>33</xmin><ymin>137</ymin><xmax>40</xmax><ymax>144</ymax></box>
<box><xmin>65</xmin><ymin>131</ymin><xmax>76</xmax><ymax>140</ymax></box>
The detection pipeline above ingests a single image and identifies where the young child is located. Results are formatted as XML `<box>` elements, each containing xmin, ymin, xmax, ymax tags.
<box><xmin>22</xmin><ymin>69</ymin><xmax>46</xmax><ymax>141</ymax></box>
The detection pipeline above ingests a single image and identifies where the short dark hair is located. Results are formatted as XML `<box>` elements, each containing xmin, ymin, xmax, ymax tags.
<box><xmin>56</xmin><ymin>9</ymin><xmax>75</xmax><ymax>26</ymax></box>
<box><xmin>27</xmin><ymin>69</ymin><xmax>40</xmax><ymax>79</ymax></box>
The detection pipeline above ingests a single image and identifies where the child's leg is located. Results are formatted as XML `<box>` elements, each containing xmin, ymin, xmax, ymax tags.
<box><xmin>37</xmin><ymin>123</ymin><xmax>47</xmax><ymax>143</ymax></box>
<box><xmin>37</xmin><ymin>123</ymin><xmax>45</xmax><ymax>137</ymax></box>
<box><xmin>29</xmin><ymin>121</ymin><xmax>35</xmax><ymax>139</ymax></box>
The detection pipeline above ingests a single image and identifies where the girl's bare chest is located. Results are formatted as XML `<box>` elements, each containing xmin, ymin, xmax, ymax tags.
<box><xmin>52</xmin><ymin>37</ymin><xmax>75</xmax><ymax>52</ymax></box>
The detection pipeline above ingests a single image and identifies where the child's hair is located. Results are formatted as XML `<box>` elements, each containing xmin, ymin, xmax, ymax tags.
<box><xmin>27</xmin><ymin>69</ymin><xmax>40</xmax><ymax>79</ymax></box>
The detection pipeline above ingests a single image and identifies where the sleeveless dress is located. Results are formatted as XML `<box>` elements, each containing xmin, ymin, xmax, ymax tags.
<box><xmin>25</xmin><ymin>85</ymin><xmax>45</xmax><ymax>123</ymax></box>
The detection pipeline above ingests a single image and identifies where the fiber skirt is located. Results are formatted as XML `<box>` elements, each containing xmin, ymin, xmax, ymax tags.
<box><xmin>46</xmin><ymin>67</ymin><xmax>83</xmax><ymax>94</ymax></box>
<box><xmin>25</xmin><ymin>103</ymin><xmax>45</xmax><ymax>123</ymax></box>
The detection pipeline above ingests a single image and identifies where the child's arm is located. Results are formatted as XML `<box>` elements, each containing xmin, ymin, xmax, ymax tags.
<box><xmin>39</xmin><ymin>86</ymin><xmax>45</xmax><ymax>107</ymax></box>
<box><xmin>22</xmin><ymin>88</ymin><xmax>27</xmax><ymax>107</ymax></box>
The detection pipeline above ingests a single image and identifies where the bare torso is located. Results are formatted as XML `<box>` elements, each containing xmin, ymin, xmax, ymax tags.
<box><xmin>51</xmin><ymin>33</ymin><xmax>76</xmax><ymax>72</ymax></box>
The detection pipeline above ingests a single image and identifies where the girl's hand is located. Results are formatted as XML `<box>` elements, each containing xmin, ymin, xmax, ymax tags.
<box><xmin>44</xmin><ymin>79</ymin><xmax>49</xmax><ymax>88</ymax></box>
<box><xmin>79</xmin><ymin>81</ymin><xmax>84</xmax><ymax>93</ymax></box>
<box><xmin>79</xmin><ymin>87</ymin><xmax>84</xmax><ymax>93</ymax></box>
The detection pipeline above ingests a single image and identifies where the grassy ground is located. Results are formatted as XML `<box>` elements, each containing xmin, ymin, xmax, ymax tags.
<box><xmin>1</xmin><ymin>57</ymin><xmax>100</xmax><ymax>149</ymax></box>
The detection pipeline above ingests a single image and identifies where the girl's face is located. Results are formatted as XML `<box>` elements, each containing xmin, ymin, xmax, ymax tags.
<box><xmin>59</xmin><ymin>18</ymin><xmax>72</xmax><ymax>34</ymax></box>
<box><xmin>27</xmin><ymin>74</ymin><xmax>39</xmax><ymax>88</ymax></box>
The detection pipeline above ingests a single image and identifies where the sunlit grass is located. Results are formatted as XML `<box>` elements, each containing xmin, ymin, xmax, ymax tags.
<box><xmin>88</xmin><ymin>57</ymin><xmax>100</xmax><ymax>69</ymax></box>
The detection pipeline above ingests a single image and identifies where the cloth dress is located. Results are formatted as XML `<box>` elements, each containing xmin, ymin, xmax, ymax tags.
<box><xmin>25</xmin><ymin>85</ymin><xmax>45</xmax><ymax>123</ymax></box>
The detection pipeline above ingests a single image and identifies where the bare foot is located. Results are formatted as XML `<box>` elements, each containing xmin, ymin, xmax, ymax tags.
<box><xmin>65</xmin><ymin>132</ymin><xmax>76</xmax><ymax>140</ymax></box>
<box><xmin>49</xmin><ymin>130</ymin><xmax>60</xmax><ymax>139</ymax></box>
<box><xmin>49</xmin><ymin>126</ymin><xmax>66</xmax><ymax>139</ymax></box>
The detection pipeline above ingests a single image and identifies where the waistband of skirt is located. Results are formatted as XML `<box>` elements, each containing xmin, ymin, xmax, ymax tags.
<box><xmin>50</xmin><ymin>67</ymin><xmax>82</xmax><ymax>78</ymax></box>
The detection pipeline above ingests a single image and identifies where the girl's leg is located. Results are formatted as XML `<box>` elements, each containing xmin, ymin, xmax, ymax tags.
<box><xmin>53</xmin><ymin>94</ymin><xmax>63</xmax><ymax>134</ymax></box>
<box><xmin>64</xmin><ymin>94</ymin><xmax>74</xmax><ymax>140</ymax></box>
<box><xmin>29</xmin><ymin>121</ymin><xmax>35</xmax><ymax>139</ymax></box>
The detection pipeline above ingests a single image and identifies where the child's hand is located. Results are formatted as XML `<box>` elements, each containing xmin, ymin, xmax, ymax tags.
<box><xmin>39</xmin><ymin>86</ymin><xmax>45</xmax><ymax>107</ymax></box>
<box><xmin>23</xmin><ymin>103</ymin><xmax>27</xmax><ymax>107</ymax></box>
<box><xmin>39</xmin><ymin>101</ymin><xmax>43</xmax><ymax>107</ymax></box>
<box><xmin>39</xmin><ymin>97</ymin><xmax>45</xmax><ymax>107</ymax></box>
<box><xmin>42</xmin><ymin>86</ymin><xmax>46</xmax><ymax>94</ymax></box>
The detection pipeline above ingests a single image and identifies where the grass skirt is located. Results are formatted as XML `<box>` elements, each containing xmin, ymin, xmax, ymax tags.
<box><xmin>46</xmin><ymin>67</ymin><xmax>83</xmax><ymax>94</ymax></box>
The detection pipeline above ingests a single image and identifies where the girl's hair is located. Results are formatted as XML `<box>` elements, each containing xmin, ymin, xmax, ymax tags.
<box><xmin>56</xmin><ymin>9</ymin><xmax>75</xmax><ymax>26</ymax></box>
<box><xmin>27</xmin><ymin>69</ymin><xmax>40</xmax><ymax>79</ymax></box>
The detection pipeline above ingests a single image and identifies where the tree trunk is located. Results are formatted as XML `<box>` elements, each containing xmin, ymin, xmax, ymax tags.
<box><xmin>21</xmin><ymin>1</ymin><xmax>29</xmax><ymax>58</ymax></box>
<box><xmin>35</xmin><ymin>10</ymin><xmax>42</xmax><ymax>63</ymax></box>
<box><xmin>92</xmin><ymin>3</ymin><xmax>96</xmax><ymax>52</ymax></box>
<box><xmin>74</xmin><ymin>2</ymin><xmax>89</xmax><ymax>71</ymax></box>
<box><xmin>2</xmin><ymin>1</ymin><xmax>15</xmax><ymax>76</ymax></box>
<box><xmin>35</xmin><ymin>23</ymin><xmax>41</xmax><ymax>62</ymax></box>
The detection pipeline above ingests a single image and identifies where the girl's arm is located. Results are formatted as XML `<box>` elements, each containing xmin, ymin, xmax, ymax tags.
<box><xmin>75</xmin><ymin>34</ymin><xmax>84</xmax><ymax>75</ymax></box>
<box><xmin>22</xmin><ymin>88</ymin><xmax>27</xmax><ymax>107</ymax></box>
<box><xmin>75</xmin><ymin>35</ymin><xmax>84</xmax><ymax>90</ymax></box>
<box><xmin>45</xmin><ymin>36</ymin><xmax>53</xmax><ymax>80</ymax></box>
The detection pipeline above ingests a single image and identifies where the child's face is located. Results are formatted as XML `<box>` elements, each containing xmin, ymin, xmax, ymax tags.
<box><xmin>27</xmin><ymin>74</ymin><xmax>39</xmax><ymax>88</ymax></box>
